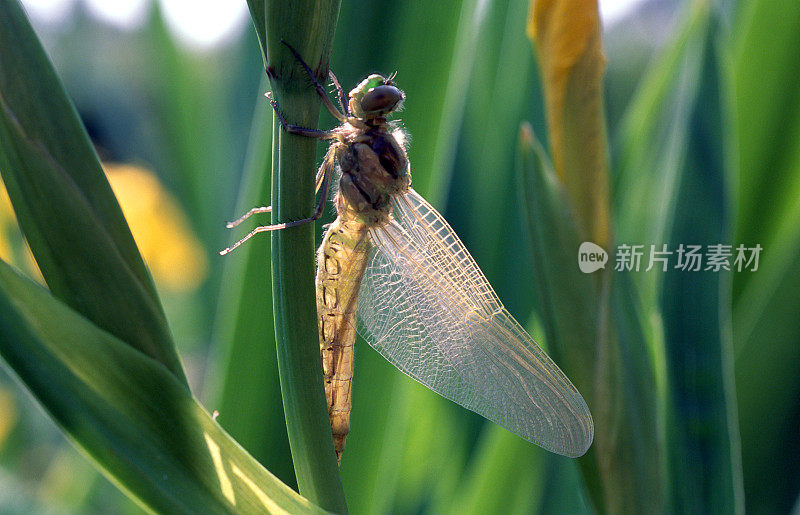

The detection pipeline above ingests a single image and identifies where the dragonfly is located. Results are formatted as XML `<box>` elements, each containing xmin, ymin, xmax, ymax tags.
<box><xmin>221</xmin><ymin>41</ymin><xmax>593</xmax><ymax>463</ymax></box>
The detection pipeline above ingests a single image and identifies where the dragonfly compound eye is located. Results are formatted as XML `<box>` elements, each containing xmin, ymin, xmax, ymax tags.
<box><xmin>360</xmin><ymin>85</ymin><xmax>404</xmax><ymax>116</ymax></box>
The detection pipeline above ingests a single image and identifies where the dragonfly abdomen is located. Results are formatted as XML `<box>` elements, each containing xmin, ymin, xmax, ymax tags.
<box><xmin>316</xmin><ymin>217</ymin><xmax>371</xmax><ymax>463</ymax></box>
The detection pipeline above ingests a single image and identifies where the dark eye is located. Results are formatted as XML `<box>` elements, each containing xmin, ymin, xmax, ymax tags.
<box><xmin>360</xmin><ymin>85</ymin><xmax>403</xmax><ymax>114</ymax></box>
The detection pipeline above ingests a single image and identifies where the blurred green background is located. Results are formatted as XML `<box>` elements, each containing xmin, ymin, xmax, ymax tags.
<box><xmin>1</xmin><ymin>0</ymin><xmax>799</xmax><ymax>513</ymax></box>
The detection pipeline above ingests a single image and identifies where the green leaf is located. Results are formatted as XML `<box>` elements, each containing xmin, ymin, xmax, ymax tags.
<box><xmin>613</xmin><ymin>2</ymin><xmax>709</xmax><ymax>250</ymax></box>
<box><xmin>517</xmin><ymin>125</ymin><xmax>597</xmax><ymax>387</ymax></box>
<box><xmin>614</xmin><ymin>3</ymin><xmax>743</xmax><ymax>511</ymax></box>
<box><xmin>246</xmin><ymin>0</ymin><xmax>268</xmax><ymax>61</ymax></box>
<box><xmin>448</xmin><ymin>0</ymin><xmax>536</xmax><ymax>294</ymax></box>
<box><xmin>658</xmin><ymin>9</ymin><xmax>744</xmax><ymax>512</ymax></box>
<box><xmin>517</xmin><ymin>125</ymin><xmax>662</xmax><ymax>511</ymax></box>
<box><xmin>442</xmin><ymin>425</ymin><xmax>547</xmax><ymax>514</ymax></box>
<box><xmin>143</xmin><ymin>4</ymin><xmax>245</xmax><ymax>250</ymax></box>
<box><xmin>0</xmin><ymin>260</ymin><xmax>326</xmax><ymax>514</ymax></box>
<box><xmin>0</xmin><ymin>0</ymin><xmax>186</xmax><ymax>384</ymax></box>
<box><xmin>732</xmin><ymin>0</ymin><xmax>800</xmax><ymax>511</ymax></box>
<box><xmin>394</xmin><ymin>0</ymin><xmax>485</xmax><ymax>204</ymax></box>
<box><xmin>603</xmin><ymin>272</ymin><xmax>664</xmax><ymax>512</ymax></box>
<box><xmin>517</xmin><ymin>125</ymin><xmax>604</xmax><ymax>507</ymax></box>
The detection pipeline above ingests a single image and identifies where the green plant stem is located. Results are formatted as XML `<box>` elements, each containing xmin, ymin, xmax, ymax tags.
<box><xmin>261</xmin><ymin>2</ymin><xmax>347</xmax><ymax>513</ymax></box>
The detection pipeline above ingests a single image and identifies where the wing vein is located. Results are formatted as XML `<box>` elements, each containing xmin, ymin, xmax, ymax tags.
<box><xmin>355</xmin><ymin>188</ymin><xmax>593</xmax><ymax>457</ymax></box>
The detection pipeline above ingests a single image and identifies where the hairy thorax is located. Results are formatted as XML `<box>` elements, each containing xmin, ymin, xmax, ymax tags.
<box><xmin>333</xmin><ymin>121</ymin><xmax>411</xmax><ymax>227</ymax></box>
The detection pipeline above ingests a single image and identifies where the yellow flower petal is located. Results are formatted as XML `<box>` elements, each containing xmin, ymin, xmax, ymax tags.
<box><xmin>0</xmin><ymin>165</ymin><xmax>207</xmax><ymax>291</ymax></box>
<box><xmin>0</xmin><ymin>387</ymin><xmax>17</xmax><ymax>449</ymax></box>
<box><xmin>105</xmin><ymin>163</ymin><xmax>208</xmax><ymax>292</ymax></box>
<box><xmin>529</xmin><ymin>0</ymin><xmax>610</xmax><ymax>247</ymax></box>
<box><xmin>0</xmin><ymin>182</ymin><xmax>44</xmax><ymax>283</ymax></box>
<box><xmin>0</xmin><ymin>185</ymin><xmax>15</xmax><ymax>263</ymax></box>
<box><xmin>0</xmin><ymin>181</ymin><xmax>14</xmax><ymax>222</ymax></box>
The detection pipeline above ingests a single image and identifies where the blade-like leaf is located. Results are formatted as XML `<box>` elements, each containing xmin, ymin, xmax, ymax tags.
<box><xmin>659</xmin><ymin>12</ymin><xmax>744</xmax><ymax>509</ymax></box>
<box><xmin>518</xmin><ymin>125</ymin><xmax>662</xmax><ymax>511</ymax></box>
<box><xmin>0</xmin><ymin>0</ymin><xmax>186</xmax><ymax>384</ymax></box>
<box><xmin>613</xmin><ymin>2</ymin><xmax>708</xmax><ymax>257</ymax></box>
<box><xmin>517</xmin><ymin>125</ymin><xmax>597</xmax><ymax>390</ymax></box>
<box><xmin>732</xmin><ymin>1</ymin><xmax>800</xmax><ymax>511</ymax></box>
<box><xmin>446</xmin><ymin>0</ymin><xmax>536</xmax><ymax>298</ymax></box>
<box><xmin>442</xmin><ymin>416</ymin><xmax>547</xmax><ymax>514</ymax></box>
<box><xmin>144</xmin><ymin>4</ymin><xmax>245</xmax><ymax>248</ymax></box>
<box><xmin>246</xmin><ymin>0</ymin><xmax>267</xmax><ymax>61</ymax></box>
<box><xmin>0</xmin><ymin>259</ymin><xmax>325</xmax><ymax>514</ymax></box>
<box><xmin>614</xmin><ymin>3</ymin><xmax>744</xmax><ymax>511</ymax></box>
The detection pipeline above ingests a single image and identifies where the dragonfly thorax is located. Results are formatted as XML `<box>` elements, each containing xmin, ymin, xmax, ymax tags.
<box><xmin>334</xmin><ymin>128</ymin><xmax>410</xmax><ymax>227</ymax></box>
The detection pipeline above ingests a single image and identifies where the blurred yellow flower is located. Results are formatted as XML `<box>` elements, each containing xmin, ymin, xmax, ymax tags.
<box><xmin>0</xmin><ymin>186</ymin><xmax>14</xmax><ymax>263</ymax></box>
<box><xmin>0</xmin><ymin>387</ymin><xmax>17</xmax><ymax>449</ymax></box>
<box><xmin>0</xmin><ymin>184</ymin><xmax>41</xmax><ymax>281</ymax></box>
<box><xmin>0</xmin><ymin>164</ymin><xmax>207</xmax><ymax>292</ymax></box>
<box><xmin>104</xmin><ymin>163</ymin><xmax>208</xmax><ymax>292</ymax></box>
<box><xmin>528</xmin><ymin>0</ymin><xmax>610</xmax><ymax>247</ymax></box>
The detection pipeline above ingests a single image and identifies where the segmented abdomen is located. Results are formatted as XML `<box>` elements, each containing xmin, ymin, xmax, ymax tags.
<box><xmin>316</xmin><ymin>217</ymin><xmax>371</xmax><ymax>463</ymax></box>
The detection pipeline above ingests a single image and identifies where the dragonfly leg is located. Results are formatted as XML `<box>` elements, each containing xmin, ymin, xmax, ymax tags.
<box><xmin>219</xmin><ymin>152</ymin><xmax>335</xmax><ymax>255</ymax></box>
<box><xmin>226</xmin><ymin>206</ymin><xmax>272</xmax><ymax>229</ymax></box>
<box><xmin>266</xmin><ymin>92</ymin><xmax>337</xmax><ymax>140</ymax></box>
<box><xmin>329</xmin><ymin>70</ymin><xmax>349</xmax><ymax>116</ymax></box>
<box><xmin>280</xmin><ymin>39</ymin><xmax>346</xmax><ymax>122</ymax></box>
<box><xmin>224</xmin><ymin>162</ymin><xmax>327</xmax><ymax>230</ymax></box>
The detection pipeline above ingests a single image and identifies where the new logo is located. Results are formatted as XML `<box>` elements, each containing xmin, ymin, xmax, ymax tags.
<box><xmin>578</xmin><ymin>242</ymin><xmax>608</xmax><ymax>273</ymax></box>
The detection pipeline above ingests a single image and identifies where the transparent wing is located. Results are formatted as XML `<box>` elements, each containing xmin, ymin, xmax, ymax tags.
<box><xmin>356</xmin><ymin>188</ymin><xmax>593</xmax><ymax>457</ymax></box>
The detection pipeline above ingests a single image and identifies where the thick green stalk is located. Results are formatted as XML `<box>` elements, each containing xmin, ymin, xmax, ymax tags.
<box><xmin>260</xmin><ymin>2</ymin><xmax>346</xmax><ymax>513</ymax></box>
<box><xmin>212</xmin><ymin>78</ymin><xmax>295</xmax><ymax>487</ymax></box>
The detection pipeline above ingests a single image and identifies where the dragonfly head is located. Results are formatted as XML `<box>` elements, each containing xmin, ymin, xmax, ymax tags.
<box><xmin>349</xmin><ymin>74</ymin><xmax>404</xmax><ymax>120</ymax></box>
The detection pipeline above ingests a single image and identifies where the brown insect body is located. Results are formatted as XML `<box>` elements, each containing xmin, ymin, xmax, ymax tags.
<box><xmin>222</xmin><ymin>66</ymin><xmax>421</xmax><ymax>464</ymax></box>
<box><xmin>316</xmin><ymin>114</ymin><xmax>411</xmax><ymax>462</ymax></box>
